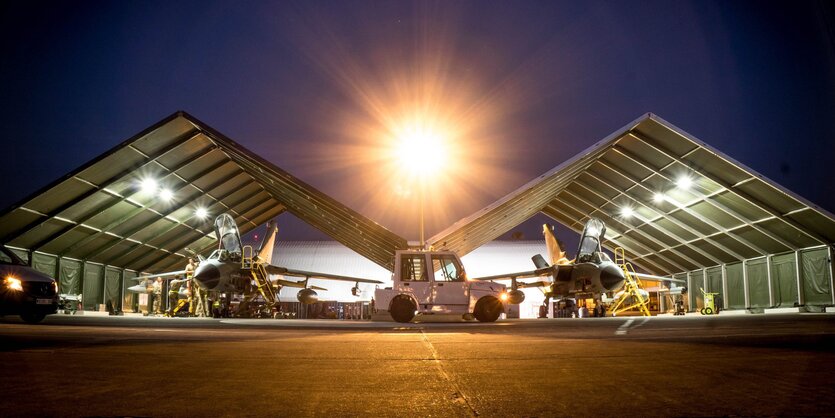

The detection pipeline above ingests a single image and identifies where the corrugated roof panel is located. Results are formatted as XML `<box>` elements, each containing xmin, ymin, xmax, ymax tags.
<box><xmin>711</xmin><ymin>191</ymin><xmax>770</xmax><ymax>222</ymax></box>
<box><xmin>40</xmin><ymin>228</ymin><xmax>91</xmax><ymax>255</ymax></box>
<box><xmin>689</xmin><ymin>239</ymin><xmax>738</xmax><ymax>264</ymax></box>
<box><xmin>633</xmin><ymin>118</ymin><xmax>696</xmax><ymax>157</ymax></box>
<box><xmin>688</xmin><ymin>200</ymin><xmax>741</xmax><ymax>230</ymax></box>
<box><xmin>788</xmin><ymin>210</ymin><xmax>835</xmax><ymax>242</ymax></box>
<box><xmin>672</xmin><ymin>243</ymin><xmax>719</xmax><ymax>266</ymax></box>
<box><xmin>131</xmin><ymin>117</ymin><xmax>198</xmax><ymax>156</ymax></box>
<box><xmin>667</xmin><ymin>210</ymin><xmax>718</xmax><ymax>236</ymax></box>
<box><xmin>25</xmin><ymin>177</ymin><xmax>97</xmax><ymax>215</ymax></box>
<box><xmin>78</xmin><ymin>149</ymin><xmax>147</xmax><ymax>188</ymax></box>
<box><xmin>615</xmin><ymin>137</ymin><xmax>673</xmax><ymax>170</ymax></box>
<box><xmin>733</xmin><ymin>225</ymin><xmax>791</xmax><ymax>254</ymax></box>
<box><xmin>637</xmin><ymin>222</ymin><xmax>680</xmax><ymax>247</ymax></box>
<box><xmin>96</xmin><ymin>239</ymin><xmax>139</xmax><ymax>262</ymax></box>
<box><xmin>70</xmin><ymin>234</ymin><xmax>122</xmax><ymax>261</ymax></box>
<box><xmin>600</xmin><ymin>150</ymin><xmax>653</xmax><ymax>182</ymax></box>
<box><xmin>711</xmin><ymin>233</ymin><xmax>761</xmax><ymax>259</ymax></box>
<box><xmin>155</xmin><ymin>134</ymin><xmax>215</xmax><ymax>169</ymax></box>
<box><xmin>615</xmin><ymin>232</ymin><xmax>656</xmax><ymax>255</ymax></box>
<box><xmin>653</xmin><ymin>217</ymin><xmax>698</xmax><ymax>242</ymax></box>
<box><xmin>0</xmin><ymin>210</ymin><xmax>44</xmax><ymax>240</ymax></box>
<box><xmin>657</xmin><ymin>249</ymin><xmax>699</xmax><ymax>271</ymax></box>
<box><xmin>589</xmin><ymin>162</ymin><xmax>633</xmax><ymax>191</ymax></box>
<box><xmin>757</xmin><ymin>217</ymin><xmax>819</xmax><ymax>248</ymax></box>
<box><xmin>736</xmin><ymin>179</ymin><xmax>805</xmax><ymax>215</ymax></box>
<box><xmin>57</xmin><ymin>191</ymin><xmax>113</xmax><ymax>222</ymax></box>
<box><xmin>9</xmin><ymin>218</ymin><xmax>75</xmax><ymax>249</ymax></box>
<box><xmin>682</xmin><ymin>148</ymin><xmax>751</xmax><ymax>186</ymax></box>
<box><xmin>640</xmin><ymin>253</ymin><xmax>678</xmax><ymax>273</ymax></box>
<box><xmin>84</xmin><ymin>201</ymin><xmax>138</xmax><ymax>230</ymax></box>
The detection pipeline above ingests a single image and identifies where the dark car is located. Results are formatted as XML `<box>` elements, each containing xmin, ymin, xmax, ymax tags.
<box><xmin>0</xmin><ymin>245</ymin><xmax>58</xmax><ymax>323</ymax></box>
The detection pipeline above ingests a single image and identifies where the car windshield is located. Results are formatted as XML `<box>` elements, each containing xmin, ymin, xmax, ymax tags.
<box><xmin>0</xmin><ymin>246</ymin><xmax>27</xmax><ymax>266</ymax></box>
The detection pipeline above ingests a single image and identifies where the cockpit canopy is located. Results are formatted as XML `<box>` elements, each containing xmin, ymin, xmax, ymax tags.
<box><xmin>576</xmin><ymin>218</ymin><xmax>606</xmax><ymax>263</ymax></box>
<box><xmin>214</xmin><ymin>214</ymin><xmax>243</xmax><ymax>256</ymax></box>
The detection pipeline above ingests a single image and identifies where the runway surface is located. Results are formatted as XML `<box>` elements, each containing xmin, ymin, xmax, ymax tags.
<box><xmin>1</xmin><ymin>313</ymin><xmax>834</xmax><ymax>417</ymax></box>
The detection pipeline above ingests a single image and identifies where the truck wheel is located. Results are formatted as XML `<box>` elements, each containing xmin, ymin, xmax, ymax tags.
<box><xmin>704</xmin><ymin>307</ymin><xmax>713</xmax><ymax>315</ymax></box>
<box><xmin>389</xmin><ymin>295</ymin><xmax>416</xmax><ymax>323</ymax></box>
<box><xmin>474</xmin><ymin>296</ymin><xmax>502</xmax><ymax>322</ymax></box>
<box><xmin>20</xmin><ymin>311</ymin><xmax>46</xmax><ymax>324</ymax></box>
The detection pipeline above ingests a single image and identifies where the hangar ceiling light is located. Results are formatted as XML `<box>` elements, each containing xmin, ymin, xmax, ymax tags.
<box><xmin>653</xmin><ymin>192</ymin><xmax>665</xmax><ymax>204</ymax></box>
<box><xmin>140</xmin><ymin>178</ymin><xmax>158</xmax><ymax>195</ymax></box>
<box><xmin>675</xmin><ymin>175</ymin><xmax>692</xmax><ymax>190</ymax></box>
<box><xmin>158</xmin><ymin>188</ymin><xmax>174</xmax><ymax>201</ymax></box>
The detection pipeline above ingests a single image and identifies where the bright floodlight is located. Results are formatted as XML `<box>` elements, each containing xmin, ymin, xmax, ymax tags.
<box><xmin>620</xmin><ymin>207</ymin><xmax>634</xmax><ymax>218</ymax></box>
<box><xmin>140</xmin><ymin>178</ymin><xmax>158</xmax><ymax>194</ymax></box>
<box><xmin>195</xmin><ymin>207</ymin><xmax>209</xmax><ymax>219</ymax></box>
<box><xmin>159</xmin><ymin>188</ymin><xmax>174</xmax><ymax>201</ymax></box>
<box><xmin>395</xmin><ymin>125</ymin><xmax>445</xmax><ymax>176</ymax></box>
<box><xmin>653</xmin><ymin>193</ymin><xmax>665</xmax><ymax>203</ymax></box>
<box><xmin>676</xmin><ymin>175</ymin><xmax>692</xmax><ymax>190</ymax></box>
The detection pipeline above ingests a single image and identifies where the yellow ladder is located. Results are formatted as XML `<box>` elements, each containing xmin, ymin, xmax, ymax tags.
<box><xmin>242</xmin><ymin>245</ymin><xmax>253</xmax><ymax>269</ymax></box>
<box><xmin>249</xmin><ymin>262</ymin><xmax>277</xmax><ymax>305</ymax></box>
<box><xmin>609</xmin><ymin>248</ymin><xmax>651</xmax><ymax>317</ymax></box>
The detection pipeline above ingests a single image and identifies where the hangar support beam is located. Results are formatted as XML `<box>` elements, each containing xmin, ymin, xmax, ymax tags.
<box><xmin>628</xmin><ymin>131</ymin><xmax>829</xmax><ymax>246</ymax></box>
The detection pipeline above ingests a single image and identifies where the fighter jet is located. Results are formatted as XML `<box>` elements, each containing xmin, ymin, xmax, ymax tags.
<box><xmin>130</xmin><ymin>214</ymin><xmax>382</xmax><ymax>306</ymax></box>
<box><xmin>472</xmin><ymin>218</ymin><xmax>684</xmax><ymax>305</ymax></box>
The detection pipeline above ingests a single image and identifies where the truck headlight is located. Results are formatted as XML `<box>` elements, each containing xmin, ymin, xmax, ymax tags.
<box><xmin>5</xmin><ymin>277</ymin><xmax>23</xmax><ymax>291</ymax></box>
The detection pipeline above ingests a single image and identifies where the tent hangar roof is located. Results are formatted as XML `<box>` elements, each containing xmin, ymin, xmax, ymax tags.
<box><xmin>428</xmin><ymin>113</ymin><xmax>835</xmax><ymax>275</ymax></box>
<box><xmin>0</xmin><ymin>111</ymin><xmax>408</xmax><ymax>273</ymax></box>
<box><xmin>3</xmin><ymin>111</ymin><xmax>833</xmax><ymax>277</ymax></box>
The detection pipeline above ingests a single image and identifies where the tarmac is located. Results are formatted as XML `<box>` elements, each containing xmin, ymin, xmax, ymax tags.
<box><xmin>1</xmin><ymin>313</ymin><xmax>834</xmax><ymax>417</ymax></box>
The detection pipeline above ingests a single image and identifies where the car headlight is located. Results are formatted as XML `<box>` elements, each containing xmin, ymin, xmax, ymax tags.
<box><xmin>53</xmin><ymin>281</ymin><xmax>58</xmax><ymax>293</ymax></box>
<box><xmin>499</xmin><ymin>292</ymin><xmax>509</xmax><ymax>302</ymax></box>
<box><xmin>5</xmin><ymin>277</ymin><xmax>23</xmax><ymax>291</ymax></box>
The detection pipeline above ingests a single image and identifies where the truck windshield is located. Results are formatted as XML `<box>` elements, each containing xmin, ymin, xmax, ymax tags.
<box><xmin>432</xmin><ymin>255</ymin><xmax>464</xmax><ymax>282</ymax></box>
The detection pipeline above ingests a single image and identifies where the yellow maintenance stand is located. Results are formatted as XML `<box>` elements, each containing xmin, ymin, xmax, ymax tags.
<box><xmin>608</xmin><ymin>248</ymin><xmax>652</xmax><ymax>317</ymax></box>
<box><xmin>241</xmin><ymin>245</ymin><xmax>278</xmax><ymax>304</ymax></box>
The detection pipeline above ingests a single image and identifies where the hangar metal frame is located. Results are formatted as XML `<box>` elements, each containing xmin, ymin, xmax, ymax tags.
<box><xmin>0</xmin><ymin>111</ymin><xmax>408</xmax><ymax>281</ymax></box>
<box><xmin>429</xmin><ymin>113</ymin><xmax>835</xmax><ymax>308</ymax></box>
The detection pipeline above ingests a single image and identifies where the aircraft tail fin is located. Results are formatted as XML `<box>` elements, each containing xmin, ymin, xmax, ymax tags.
<box><xmin>257</xmin><ymin>221</ymin><xmax>278</xmax><ymax>265</ymax></box>
<box><xmin>542</xmin><ymin>224</ymin><xmax>569</xmax><ymax>266</ymax></box>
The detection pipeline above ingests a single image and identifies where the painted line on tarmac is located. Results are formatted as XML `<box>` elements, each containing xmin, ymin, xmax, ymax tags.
<box><xmin>420</xmin><ymin>330</ymin><xmax>479</xmax><ymax>417</ymax></box>
<box><xmin>615</xmin><ymin>319</ymin><xmax>634</xmax><ymax>335</ymax></box>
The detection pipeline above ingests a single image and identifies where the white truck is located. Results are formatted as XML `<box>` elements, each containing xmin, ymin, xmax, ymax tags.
<box><xmin>374</xmin><ymin>250</ymin><xmax>510</xmax><ymax>323</ymax></box>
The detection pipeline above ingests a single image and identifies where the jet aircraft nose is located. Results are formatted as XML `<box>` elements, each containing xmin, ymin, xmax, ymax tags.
<box><xmin>599</xmin><ymin>263</ymin><xmax>625</xmax><ymax>291</ymax></box>
<box><xmin>194</xmin><ymin>263</ymin><xmax>220</xmax><ymax>291</ymax></box>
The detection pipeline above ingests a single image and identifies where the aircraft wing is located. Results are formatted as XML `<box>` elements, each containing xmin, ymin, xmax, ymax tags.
<box><xmin>264</xmin><ymin>264</ymin><xmax>383</xmax><ymax>284</ymax></box>
<box><xmin>632</xmin><ymin>272</ymin><xmax>687</xmax><ymax>284</ymax></box>
<box><xmin>470</xmin><ymin>265</ymin><xmax>560</xmax><ymax>284</ymax></box>
<box><xmin>272</xmin><ymin>278</ymin><xmax>328</xmax><ymax>291</ymax></box>
<box><xmin>132</xmin><ymin>270</ymin><xmax>188</xmax><ymax>280</ymax></box>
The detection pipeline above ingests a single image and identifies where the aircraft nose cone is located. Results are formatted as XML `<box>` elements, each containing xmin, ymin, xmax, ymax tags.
<box><xmin>194</xmin><ymin>264</ymin><xmax>220</xmax><ymax>291</ymax></box>
<box><xmin>599</xmin><ymin>264</ymin><xmax>625</xmax><ymax>291</ymax></box>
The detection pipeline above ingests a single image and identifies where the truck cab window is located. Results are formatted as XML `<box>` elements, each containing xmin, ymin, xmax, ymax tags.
<box><xmin>400</xmin><ymin>254</ymin><xmax>427</xmax><ymax>282</ymax></box>
<box><xmin>432</xmin><ymin>255</ymin><xmax>464</xmax><ymax>282</ymax></box>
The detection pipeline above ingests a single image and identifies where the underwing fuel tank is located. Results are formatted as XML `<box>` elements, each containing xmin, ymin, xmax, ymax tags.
<box><xmin>507</xmin><ymin>289</ymin><xmax>525</xmax><ymax>304</ymax></box>
<box><xmin>297</xmin><ymin>288</ymin><xmax>319</xmax><ymax>304</ymax></box>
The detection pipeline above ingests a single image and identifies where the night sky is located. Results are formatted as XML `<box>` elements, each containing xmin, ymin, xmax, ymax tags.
<box><xmin>1</xmin><ymin>1</ymin><xmax>834</xmax><ymax>243</ymax></box>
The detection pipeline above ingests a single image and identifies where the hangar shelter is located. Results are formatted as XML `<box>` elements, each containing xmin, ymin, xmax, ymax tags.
<box><xmin>0</xmin><ymin>111</ymin><xmax>832</xmax><ymax>314</ymax></box>
<box><xmin>429</xmin><ymin>113</ymin><xmax>835</xmax><ymax>312</ymax></box>
<box><xmin>0</xmin><ymin>111</ymin><xmax>407</xmax><ymax>311</ymax></box>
